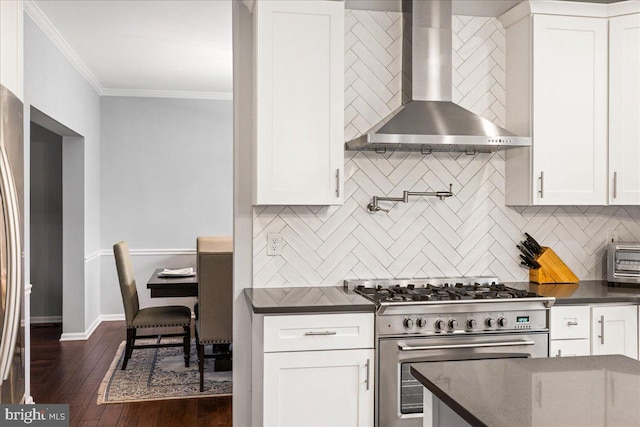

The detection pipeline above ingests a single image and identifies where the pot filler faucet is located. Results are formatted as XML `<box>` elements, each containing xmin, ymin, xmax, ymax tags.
<box><xmin>367</xmin><ymin>184</ymin><xmax>454</xmax><ymax>213</ymax></box>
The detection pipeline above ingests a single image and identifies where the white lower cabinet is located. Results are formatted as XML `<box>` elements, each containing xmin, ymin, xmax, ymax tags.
<box><xmin>550</xmin><ymin>339</ymin><xmax>590</xmax><ymax>358</ymax></box>
<box><xmin>550</xmin><ymin>304</ymin><xmax>639</xmax><ymax>360</ymax></box>
<box><xmin>591</xmin><ymin>305</ymin><xmax>638</xmax><ymax>359</ymax></box>
<box><xmin>263</xmin><ymin>349</ymin><xmax>374</xmax><ymax>427</ymax></box>
<box><xmin>255</xmin><ymin>312</ymin><xmax>375</xmax><ymax>427</ymax></box>
<box><xmin>549</xmin><ymin>305</ymin><xmax>591</xmax><ymax>357</ymax></box>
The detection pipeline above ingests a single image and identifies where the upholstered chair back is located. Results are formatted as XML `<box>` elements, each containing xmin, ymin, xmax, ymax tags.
<box><xmin>196</xmin><ymin>237</ymin><xmax>233</xmax><ymax>343</ymax></box>
<box><xmin>113</xmin><ymin>241</ymin><xmax>140</xmax><ymax>328</ymax></box>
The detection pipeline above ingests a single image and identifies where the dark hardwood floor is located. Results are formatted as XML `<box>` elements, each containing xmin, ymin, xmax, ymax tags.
<box><xmin>31</xmin><ymin>321</ymin><xmax>232</xmax><ymax>427</ymax></box>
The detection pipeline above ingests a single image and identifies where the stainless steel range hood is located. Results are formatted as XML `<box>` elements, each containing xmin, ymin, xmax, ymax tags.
<box><xmin>345</xmin><ymin>0</ymin><xmax>530</xmax><ymax>153</ymax></box>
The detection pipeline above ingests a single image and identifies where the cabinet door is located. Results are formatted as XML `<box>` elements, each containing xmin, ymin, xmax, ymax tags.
<box><xmin>609</xmin><ymin>13</ymin><xmax>640</xmax><ymax>205</ymax></box>
<box><xmin>532</xmin><ymin>15</ymin><xmax>608</xmax><ymax>205</ymax></box>
<box><xmin>532</xmin><ymin>371</ymin><xmax>605</xmax><ymax>426</ymax></box>
<box><xmin>550</xmin><ymin>339</ymin><xmax>590</xmax><ymax>358</ymax></box>
<box><xmin>606</xmin><ymin>370</ymin><xmax>640</xmax><ymax>424</ymax></box>
<box><xmin>591</xmin><ymin>305</ymin><xmax>638</xmax><ymax>359</ymax></box>
<box><xmin>263</xmin><ymin>349</ymin><xmax>374</xmax><ymax>427</ymax></box>
<box><xmin>254</xmin><ymin>0</ymin><xmax>344</xmax><ymax>205</ymax></box>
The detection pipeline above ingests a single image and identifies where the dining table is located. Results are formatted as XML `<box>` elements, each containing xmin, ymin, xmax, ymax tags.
<box><xmin>146</xmin><ymin>268</ymin><xmax>198</xmax><ymax>297</ymax></box>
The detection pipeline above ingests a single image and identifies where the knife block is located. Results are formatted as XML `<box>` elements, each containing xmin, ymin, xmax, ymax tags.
<box><xmin>529</xmin><ymin>247</ymin><xmax>579</xmax><ymax>284</ymax></box>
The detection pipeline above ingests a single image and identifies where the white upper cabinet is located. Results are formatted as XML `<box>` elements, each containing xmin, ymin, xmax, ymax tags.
<box><xmin>503</xmin><ymin>12</ymin><xmax>608</xmax><ymax>205</ymax></box>
<box><xmin>532</xmin><ymin>15</ymin><xmax>608</xmax><ymax>205</ymax></box>
<box><xmin>501</xmin><ymin>1</ymin><xmax>640</xmax><ymax>206</ymax></box>
<box><xmin>609</xmin><ymin>13</ymin><xmax>640</xmax><ymax>205</ymax></box>
<box><xmin>253</xmin><ymin>0</ymin><xmax>344</xmax><ymax>205</ymax></box>
<box><xmin>0</xmin><ymin>0</ymin><xmax>23</xmax><ymax>99</ymax></box>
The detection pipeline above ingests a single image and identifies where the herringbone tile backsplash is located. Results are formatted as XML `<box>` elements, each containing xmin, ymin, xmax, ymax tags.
<box><xmin>252</xmin><ymin>12</ymin><xmax>640</xmax><ymax>287</ymax></box>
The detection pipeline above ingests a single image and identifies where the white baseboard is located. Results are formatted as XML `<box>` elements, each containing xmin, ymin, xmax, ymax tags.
<box><xmin>57</xmin><ymin>312</ymin><xmax>193</xmax><ymax>341</ymax></box>
<box><xmin>59</xmin><ymin>331</ymin><xmax>89</xmax><ymax>341</ymax></box>
<box><xmin>59</xmin><ymin>314</ymin><xmax>123</xmax><ymax>341</ymax></box>
<box><xmin>100</xmin><ymin>314</ymin><xmax>125</xmax><ymax>322</ymax></box>
<box><xmin>30</xmin><ymin>315</ymin><xmax>62</xmax><ymax>324</ymax></box>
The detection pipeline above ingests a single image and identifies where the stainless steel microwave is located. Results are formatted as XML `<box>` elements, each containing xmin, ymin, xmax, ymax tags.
<box><xmin>607</xmin><ymin>243</ymin><xmax>640</xmax><ymax>284</ymax></box>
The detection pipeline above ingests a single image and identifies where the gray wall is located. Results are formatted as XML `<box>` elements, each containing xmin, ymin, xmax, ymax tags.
<box><xmin>24</xmin><ymin>14</ymin><xmax>101</xmax><ymax>337</ymax></box>
<box><xmin>29</xmin><ymin>122</ymin><xmax>62</xmax><ymax>322</ymax></box>
<box><xmin>100</xmin><ymin>96</ymin><xmax>233</xmax><ymax>315</ymax></box>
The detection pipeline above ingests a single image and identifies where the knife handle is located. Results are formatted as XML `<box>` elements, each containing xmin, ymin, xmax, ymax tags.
<box><xmin>525</xmin><ymin>233</ymin><xmax>542</xmax><ymax>254</ymax></box>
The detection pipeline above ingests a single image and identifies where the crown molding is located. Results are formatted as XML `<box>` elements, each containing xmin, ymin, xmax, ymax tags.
<box><xmin>101</xmin><ymin>88</ymin><xmax>233</xmax><ymax>101</ymax></box>
<box><xmin>23</xmin><ymin>0</ymin><xmax>234</xmax><ymax>100</ymax></box>
<box><xmin>23</xmin><ymin>0</ymin><xmax>104</xmax><ymax>95</ymax></box>
<box><xmin>500</xmin><ymin>0</ymin><xmax>640</xmax><ymax>27</ymax></box>
<box><xmin>608</xmin><ymin>0</ymin><xmax>640</xmax><ymax>17</ymax></box>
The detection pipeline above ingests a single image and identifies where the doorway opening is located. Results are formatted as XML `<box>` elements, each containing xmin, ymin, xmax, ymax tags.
<box><xmin>28</xmin><ymin>107</ymin><xmax>84</xmax><ymax>339</ymax></box>
<box><xmin>30</xmin><ymin>122</ymin><xmax>62</xmax><ymax>326</ymax></box>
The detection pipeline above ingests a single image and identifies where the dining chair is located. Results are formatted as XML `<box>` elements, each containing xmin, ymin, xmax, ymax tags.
<box><xmin>195</xmin><ymin>236</ymin><xmax>233</xmax><ymax>391</ymax></box>
<box><xmin>113</xmin><ymin>241</ymin><xmax>192</xmax><ymax>370</ymax></box>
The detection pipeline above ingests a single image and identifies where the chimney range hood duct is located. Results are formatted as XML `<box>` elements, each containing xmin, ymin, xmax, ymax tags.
<box><xmin>345</xmin><ymin>0</ymin><xmax>530</xmax><ymax>153</ymax></box>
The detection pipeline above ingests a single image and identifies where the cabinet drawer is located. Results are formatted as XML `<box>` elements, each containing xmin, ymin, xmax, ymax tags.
<box><xmin>550</xmin><ymin>306</ymin><xmax>590</xmax><ymax>339</ymax></box>
<box><xmin>264</xmin><ymin>313</ymin><xmax>374</xmax><ymax>352</ymax></box>
<box><xmin>550</xmin><ymin>339</ymin><xmax>590</xmax><ymax>358</ymax></box>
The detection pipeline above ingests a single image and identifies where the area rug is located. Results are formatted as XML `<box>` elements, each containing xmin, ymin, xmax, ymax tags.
<box><xmin>97</xmin><ymin>339</ymin><xmax>232</xmax><ymax>404</ymax></box>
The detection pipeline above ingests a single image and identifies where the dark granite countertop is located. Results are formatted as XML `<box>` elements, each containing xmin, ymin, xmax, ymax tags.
<box><xmin>245</xmin><ymin>286</ymin><xmax>375</xmax><ymax>314</ymax></box>
<box><xmin>411</xmin><ymin>355</ymin><xmax>640</xmax><ymax>427</ymax></box>
<box><xmin>245</xmin><ymin>280</ymin><xmax>639</xmax><ymax>315</ymax></box>
<box><xmin>504</xmin><ymin>280</ymin><xmax>640</xmax><ymax>305</ymax></box>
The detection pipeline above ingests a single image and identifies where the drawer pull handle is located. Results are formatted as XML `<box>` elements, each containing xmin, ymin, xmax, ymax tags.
<box><xmin>304</xmin><ymin>331</ymin><xmax>337</xmax><ymax>336</ymax></box>
<box><xmin>566</xmin><ymin>321</ymin><xmax>578</xmax><ymax>326</ymax></box>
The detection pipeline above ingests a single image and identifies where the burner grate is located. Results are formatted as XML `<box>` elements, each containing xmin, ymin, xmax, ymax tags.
<box><xmin>353</xmin><ymin>281</ymin><xmax>539</xmax><ymax>303</ymax></box>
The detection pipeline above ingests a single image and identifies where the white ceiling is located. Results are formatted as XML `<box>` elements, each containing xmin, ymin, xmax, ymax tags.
<box><xmin>30</xmin><ymin>0</ymin><xmax>624</xmax><ymax>99</ymax></box>
<box><xmin>32</xmin><ymin>0</ymin><xmax>232</xmax><ymax>98</ymax></box>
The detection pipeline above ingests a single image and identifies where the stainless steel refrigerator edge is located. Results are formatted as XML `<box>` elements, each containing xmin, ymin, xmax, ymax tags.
<box><xmin>0</xmin><ymin>83</ymin><xmax>25</xmax><ymax>404</ymax></box>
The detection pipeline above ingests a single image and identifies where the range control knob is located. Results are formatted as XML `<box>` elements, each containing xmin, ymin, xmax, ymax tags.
<box><xmin>416</xmin><ymin>317</ymin><xmax>427</xmax><ymax>328</ymax></box>
<box><xmin>467</xmin><ymin>318</ymin><xmax>477</xmax><ymax>329</ymax></box>
<box><xmin>434</xmin><ymin>319</ymin><xmax>445</xmax><ymax>331</ymax></box>
<box><xmin>403</xmin><ymin>318</ymin><xmax>415</xmax><ymax>329</ymax></box>
<box><xmin>485</xmin><ymin>317</ymin><xmax>496</xmax><ymax>328</ymax></box>
<box><xmin>448</xmin><ymin>319</ymin><xmax>459</xmax><ymax>330</ymax></box>
<box><xmin>498</xmin><ymin>317</ymin><xmax>508</xmax><ymax>328</ymax></box>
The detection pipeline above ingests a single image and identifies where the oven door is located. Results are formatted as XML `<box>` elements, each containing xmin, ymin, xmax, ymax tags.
<box><xmin>377</xmin><ymin>332</ymin><xmax>549</xmax><ymax>427</ymax></box>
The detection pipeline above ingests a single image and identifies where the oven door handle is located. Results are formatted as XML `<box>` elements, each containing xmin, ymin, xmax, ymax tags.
<box><xmin>398</xmin><ymin>340</ymin><xmax>535</xmax><ymax>351</ymax></box>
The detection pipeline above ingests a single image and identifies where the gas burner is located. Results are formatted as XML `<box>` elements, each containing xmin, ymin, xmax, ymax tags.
<box><xmin>348</xmin><ymin>277</ymin><xmax>545</xmax><ymax>304</ymax></box>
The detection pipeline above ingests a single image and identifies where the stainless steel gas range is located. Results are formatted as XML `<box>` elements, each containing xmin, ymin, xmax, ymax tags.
<box><xmin>344</xmin><ymin>277</ymin><xmax>555</xmax><ymax>427</ymax></box>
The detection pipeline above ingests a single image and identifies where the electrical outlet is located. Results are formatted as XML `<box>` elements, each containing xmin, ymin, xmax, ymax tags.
<box><xmin>267</xmin><ymin>233</ymin><xmax>282</xmax><ymax>256</ymax></box>
<box><xmin>607</xmin><ymin>230</ymin><xmax>619</xmax><ymax>243</ymax></box>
